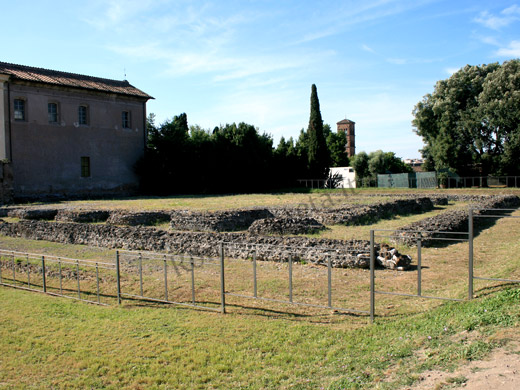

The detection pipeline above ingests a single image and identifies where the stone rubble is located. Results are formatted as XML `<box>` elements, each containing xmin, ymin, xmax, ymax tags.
<box><xmin>0</xmin><ymin>194</ymin><xmax>516</xmax><ymax>270</ymax></box>
<box><xmin>396</xmin><ymin>195</ymin><xmax>520</xmax><ymax>246</ymax></box>
<box><xmin>248</xmin><ymin>217</ymin><xmax>326</xmax><ymax>235</ymax></box>
<box><xmin>169</xmin><ymin>208</ymin><xmax>274</xmax><ymax>232</ymax></box>
<box><xmin>269</xmin><ymin>197</ymin><xmax>435</xmax><ymax>226</ymax></box>
<box><xmin>55</xmin><ymin>209</ymin><xmax>110</xmax><ymax>223</ymax></box>
<box><xmin>0</xmin><ymin>219</ymin><xmax>376</xmax><ymax>268</ymax></box>
<box><xmin>7</xmin><ymin>208</ymin><xmax>58</xmax><ymax>220</ymax></box>
<box><xmin>107</xmin><ymin>210</ymin><xmax>171</xmax><ymax>226</ymax></box>
<box><xmin>377</xmin><ymin>244</ymin><xmax>412</xmax><ymax>270</ymax></box>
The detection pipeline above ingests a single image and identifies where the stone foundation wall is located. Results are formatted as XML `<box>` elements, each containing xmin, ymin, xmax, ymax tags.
<box><xmin>0</xmin><ymin>219</ymin><xmax>374</xmax><ymax>268</ymax></box>
<box><xmin>7</xmin><ymin>208</ymin><xmax>58</xmax><ymax>220</ymax></box>
<box><xmin>396</xmin><ymin>195</ymin><xmax>520</xmax><ymax>246</ymax></box>
<box><xmin>0</xmin><ymin>197</ymin><xmax>437</xmax><ymax>232</ymax></box>
<box><xmin>169</xmin><ymin>209</ymin><xmax>274</xmax><ymax>232</ymax></box>
<box><xmin>107</xmin><ymin>211</ymin><xmax>171</xmax><ymax>226</ymax></box>
<box><xmin>269</xmin><ymin>197</ymin><xmax>434</xmax><ymax>226</ymax></box>
<box><xmin>248</xmin><ymin>217</ymin><xmax>326</xmax><ymax>235</ymax></box>
<box><xmin>55</xmin><ymin>209</ymin><xmax>110</xmax><ymax>223</ymax></box>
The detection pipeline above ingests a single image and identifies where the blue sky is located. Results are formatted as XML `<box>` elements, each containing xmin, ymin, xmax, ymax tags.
<box><xmin>2</xmin><ymin>0</ymin><xmax>520</xmax><ymax>158</ymax></box>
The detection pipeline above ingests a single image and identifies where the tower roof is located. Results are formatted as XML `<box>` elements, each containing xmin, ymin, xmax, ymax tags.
<box><xmin>337</xmin><ymin>119</ymin><xmax>355</xmax><ymax>125</ymax></box>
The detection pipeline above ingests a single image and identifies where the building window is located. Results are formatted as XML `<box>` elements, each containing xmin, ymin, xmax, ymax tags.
<box><xmin>81</xmin><ymin>157</ymin><xmax>90</xmax><ymax>178</ymax></box>
<box><xmin>78</xmin><ymin>105</ymin><xmax>88</xmax><ymax>125</ymax></box>
<box><xmin>14</xmin><ymin>99</ymin><xmax>25</xmax><ymax>121</ymax></box>
<box><xmin>122</xmin><ymin>111</ymin><xmax>130</xmax><ymax>129</ymax></box>
<box><xmin>48</xmin><ymin>103</ymin><xmax>58</xmax><ymax>123</ymax></box>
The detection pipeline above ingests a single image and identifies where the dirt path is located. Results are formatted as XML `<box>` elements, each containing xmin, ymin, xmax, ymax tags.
<box><xmin>407</xmin><ymin>341</ymin><xmax>520</xmax><ymax>389</ymax></box>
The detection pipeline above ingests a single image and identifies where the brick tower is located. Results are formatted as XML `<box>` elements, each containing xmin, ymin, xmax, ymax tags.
<box><xmin>337</xmin><ymin>119</ymin><xmax>356</xmax><ymax>157</ymax></box>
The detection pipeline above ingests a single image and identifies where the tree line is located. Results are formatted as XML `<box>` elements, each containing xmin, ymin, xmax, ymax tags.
<box><xmin>135</xmin><ymin>85</ymin><xmax>350</xmax><ymax>194</ymax></box>
<box><xmin>135</xmin><ymin>114</ymin><xmax>351</xmax><ymax>194</ymax></box>
<box><xmin>135</xmin><ymin>84</ymin><xmax>413</xmax><ymax>194</ymax></box>
<box><xmin>413</xmin><ymin>59</ymin><xmax>520</xmax><ymax>176</ymax></box>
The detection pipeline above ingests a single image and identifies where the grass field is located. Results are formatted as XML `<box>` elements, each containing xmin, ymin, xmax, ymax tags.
<box><xmin>13</xmin><ymin>187</ymin><xmax>520</xmax><ymax>211</ymax></box>
<box><xmin>0</xmin><ymin>191</ymin><xmax>519</xmax><ymax>389</ymax></box>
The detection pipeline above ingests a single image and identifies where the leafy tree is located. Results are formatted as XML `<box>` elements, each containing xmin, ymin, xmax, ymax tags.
<box><xmin>295</xmin><ymin>129</ymin><xmax>308</xmax><ymax>161</ymax></box>
<box><xmin>324</xmin><ymin>124</ymin><xmax>349</xmax><ymax>167</ymax></box>
<box><xmin>477</xmin><ymin>60</ymin><xmax>520</xmax><ymax>174</ymax></box>
<box><xmin>367</xmin><ymin>150</ymin><xmax>412</xmax><ymax>177</ymax></box>
<box><xmin>273</xmin><ymin>136</ymin><xmax>304</xmax><ymax>188</ymax></box>
<box><xmin>136</xmin><ymin>113</ymin><xmax>190</xmax><ymax>194</ymax></box>
<box><xmin>350</xmin><ymin>151</ymin><xmax>369</xmax><ymax>181</ymax></box>
<box><xmin>412</xmin><ymin>60</ymin><xmax>520</xmax><ymax>175</ymax></box>
<box><xmin>351</xmin><ymin>150</ymin><xmax>411</xmax><ymax>186</ymax></box>
<box><xmin>307</xmin><ymin>84</ymin><xmax>330</xmax><ymax>178</ymax></box>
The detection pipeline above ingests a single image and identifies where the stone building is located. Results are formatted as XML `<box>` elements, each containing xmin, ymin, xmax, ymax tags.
<box><xmin>336</xmin><ymin>119</ymin><xmax>355</xmax><ymax>157</ymax></box>
<box><xmin>0</xmin><ymin>61</ymin><xmax>153</xmax><ymax>198</ymax></box>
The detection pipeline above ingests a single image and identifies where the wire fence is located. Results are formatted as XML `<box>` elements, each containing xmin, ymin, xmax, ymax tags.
<box><xmin>219</xmin><ymin>242</ymin><xmax>371</xmax><ymax>315</ymax></box>
<box><xmin>1</xmin><ymin>208</ymin><xmax>518</xmax><ymax>322</ymax></box>
<box><xmin>298</xmin><ymin>175</ymin><xmax>520</xmax><ymax>189</ymax></box>
<box><xmin>116</xmin><ymin>250</ymin><xmax>223</xmax><ymax>312</ymax></box>
<box><xmin>0</xmin><ymin>250</ymin><xmax>115</xmax><ymax>305</ymax></box>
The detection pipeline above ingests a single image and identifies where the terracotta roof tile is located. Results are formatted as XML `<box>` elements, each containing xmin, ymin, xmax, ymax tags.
<box><xmin>0</xmin><ymin>61</ymin><xmax>153</xmax><ymax>99</ymax></box>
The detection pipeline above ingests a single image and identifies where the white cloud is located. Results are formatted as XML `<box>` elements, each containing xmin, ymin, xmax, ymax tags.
<box><xmin>362</xmin><ymin>44</ymin><xmax>376</xmax><ymax>54</ymax></box>
<box><xmin>502</xmin><ymin>4</ymin><xmax>520</xmax><ymax>15</ymax></box>
<box><xmin>295</xmin><ymin>0</ymin><xmax>436</xmax><ymax>44</ymax></box>
<box><xmin>109</xmin><ymin>42</ymin><xmax>307</xmax><ymax>83</ymax></box>
<box><xmin>444</xmin><ymin>67</ymin><xmax>460</xmax><ymax>75</ymax></box>
<box><xmin>474</xmin><ymin>5</ymin><xmax>520</xmax><ymax>30</ymax></box>
<box><xmin>481</xmin><ymin>36</ymin><xmax>500</xmax><ymax>46</ymax></box>
<box><xmin>495</xmin><ymin>40</ymin><xmax>520</xmax><ymax>57</ymax></box>
<box><xmin>83</xmin><ymin>0</ymin><xmax>159</xmax><ymax>29</ymax></box>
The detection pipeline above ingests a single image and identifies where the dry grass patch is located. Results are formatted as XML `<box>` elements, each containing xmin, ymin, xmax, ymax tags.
<box><xmin>16</xmin><ymin>187</ymin><xmax>519</xmax><ymax>212</ymax></box>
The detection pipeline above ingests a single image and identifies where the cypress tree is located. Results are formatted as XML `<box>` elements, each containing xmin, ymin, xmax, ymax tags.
<box><xmin>307</xmin><ymin>84</ymin><xmax>330</xmax><ymax>178</ymax></box>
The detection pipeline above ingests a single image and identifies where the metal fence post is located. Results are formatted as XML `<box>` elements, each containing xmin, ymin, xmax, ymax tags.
<box><xmin>288</xmin><ymin>255</ymin><xmax>293</xmax><ymax>303</ymax></box>
<box><xmin>190</xmin><ymin>256</ymin><xmax>195</xmax><ymax>304</ymax></box>
<box><xmin>76</xmin><ymin>261</ymin><xmax>81</xmax><ymax>299</ymax></box>
<box><xmin>417</xmin><ymin>241</ymin><xmax>422</xmax><ymax>297</ymax></box>
<box><xmin>11</xmin><ymin>253</ymin><xmax>15</xmax><ymax>284</ymax></box>
<box><xmin>41</xmin><ymin>256</ymin><xmax>47</xmax><ymax>293</ymax></box>
<box><xmin>59</xmin><ymin>259</ymin><xmax>63</xmax><ymax>295</ymax></box>
<box><xmin>253</xmin><ymin>250</ymin><xmax>257</xmax><ymax>298</ymax></box>
<box><xmin>327</xmin><ymin>255</ymin><xmax>332</xmax><ymax>308</ymax></box>
<box><xmin>26</xmin><ymin>254</ymin><xmax>30</xmax><ymax>288</ymax></box>
<box><xmin>96</xmin><ymin>263</ymin><xmax>100</xmax><ymax>304</ymax></box>
<box><xmin>163</xmin><ymin>255</ymin><xmax>168</xmax><ymax>301</ymax></box>
<box><xmin>370</xmin><ymin>230</ymin><xmax>375</xmax><ymax>323</ymax></box>
<box><xmin>219</xmin><ymin>243</ymin><xmax>226</xmax><ymax>314</ymax></box>
<box><xmin>468</xmin><ymin>208</ymin><xmax>474</xmax><ymax>300</ymax></box>
<box><xmin>0</xmin><ymin>254</ymin><xmax>3</xmax><ymax>284</ymax></box>
<box><xmin>138</xmin><ymin>253</ymin><xmax>143</xmax><ymax>297</ymax></box>
<box><xmin>116</xmin><ymin>251</ymin><xmax>121</xmax><ymax>305</ymax></box>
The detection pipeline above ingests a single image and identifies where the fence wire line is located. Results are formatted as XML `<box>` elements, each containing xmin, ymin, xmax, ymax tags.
<box><xmin>1</xmin><ymin>207</ymin><xmax>518</xmax><ymax>321</ymax></box>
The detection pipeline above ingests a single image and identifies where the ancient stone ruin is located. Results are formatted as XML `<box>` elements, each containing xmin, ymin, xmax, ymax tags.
<box><xmin>0</xmin><ymin>194</ymin><xmax>517</xmax><ymax>270</ymax></box>
<box><xmin>396</xmin><ymin>195</ymin><xmax>520</xmax><ymax>246</ymax></box>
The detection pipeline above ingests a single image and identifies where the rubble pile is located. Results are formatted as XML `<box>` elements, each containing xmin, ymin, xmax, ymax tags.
<box><xmin>55</xmin><ymin>209</ymin><xmax>110</xmax><ymax>223</ymax></box>
<box><xmin>376</xmin><ymin>244</ymin><xmax>412</xmax><ymax>270</ymax></box>
<box><xmin>247</xmin><ymin>217</ymin><xmax>326</xmax><ymax>235</ymax></box>
<box><xmin>107</xmin><ymin>211</ymin><xmax>171</xmax><ymax>226</ymax></box>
